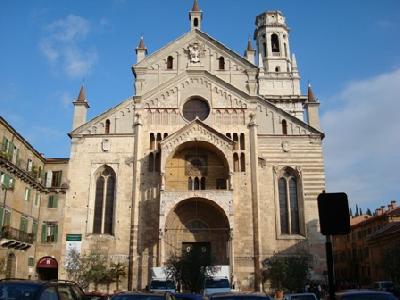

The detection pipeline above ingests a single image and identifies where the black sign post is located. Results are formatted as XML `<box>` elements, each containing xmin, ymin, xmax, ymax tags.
<box><xmin>317</xmin><ymin>192</ymin><xmax>350</xmax><ymax>300</ymax></box>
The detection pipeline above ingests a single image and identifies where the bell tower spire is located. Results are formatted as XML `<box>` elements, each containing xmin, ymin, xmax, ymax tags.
<box><xmin>72</xmin><ymin>85</ymin><xmax>90</xmax><ymax>130</ymax></box>
<box><xmin>189</xmin><ymin>0</ymin><xmax>202</xmax><ymax>30</ymax></box>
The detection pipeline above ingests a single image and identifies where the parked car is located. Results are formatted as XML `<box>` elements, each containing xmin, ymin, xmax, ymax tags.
<box><xmin>174</xmin><ymin>293</ymin><xmax>204</xmax><ymax>300</ymax></box>
<box><xmin>335</xmin><ymin>289</ymin><xmax>398</xmax><ymax>300</ymax></box>
<box><xmin>283</xmin><ymin>292</ymin><xmax>317</xmax><ymax>300</ymax></box>
<box><xmin>207</xmin><ymin>292</ymin><xmax>273</xmax><ymax>300</ymax></box>
<box><xmin>0</xmin><ymin>279</ymin><xmax>89</xmax><ymax>300</ymax></box>
<box><xmin>86</xmin><ymin>290</ymin><xmax>112</xmax><ymax>300</ymax></box>
<box><xmin>374</xmin><ymin>281</ymin><xmax>395</xmax><ymax>293</ymax></box>
<box><xmin>111</xmin><ymin>291</ymin><xmax>175</xmax><ymax>300</ymax></box>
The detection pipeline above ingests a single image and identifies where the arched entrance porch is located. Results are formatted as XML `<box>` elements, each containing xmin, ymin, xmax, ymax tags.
<box><xmin>37</xmin><ymin>256</ymin><xmax>58</xmax><ymax>280</ymax></box>
<box><xmin>164</xmin><ymin>198</ymin><xmax>231</xmax><ymax>265</ymax></box>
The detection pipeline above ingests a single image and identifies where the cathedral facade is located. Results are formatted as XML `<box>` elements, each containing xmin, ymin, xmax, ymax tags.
<box><xmin>0</xmin><ymin>1</ymin><xmax>326</xmax><ymax>291</ymax></box>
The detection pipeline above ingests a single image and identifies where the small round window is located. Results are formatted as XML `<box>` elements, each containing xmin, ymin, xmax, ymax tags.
<box><xmin>182</xmin><ymin>97</ymin><xmax>210</xmax><ymax>121</ymax></box>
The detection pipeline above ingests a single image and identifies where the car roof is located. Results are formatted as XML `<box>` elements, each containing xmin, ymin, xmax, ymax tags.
<box><xmin>336</xmin><ymin>290</ymin><xmax>393</xmax><ymax>295</ymax></box>
<box><xmin>285</xmin><ymin>293</ymin><xmax>316</xmax><ymax>296</ymax></box>
<box><xmin>209</xmin><ymin>292</ymin><xmax>270</xmax><ymax>298</ymax></box>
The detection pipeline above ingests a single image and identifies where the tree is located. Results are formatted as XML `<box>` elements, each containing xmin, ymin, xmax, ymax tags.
<box><xmin>359</xmin><ymin>208</ymin><xmax>363</xmax><ymax>215</ymax></box>
<box><xmin>355</xmin><ymin>204</ymin><xmax>359</xmax><ymax>216</ymax></box>
<box><xmin>65</xmin><ymin>249</ymin><xmax>89</xmax><ymax>289</ymax></box>
<box><xmin>109</xmin><ymin>262</ymin><xmax>127</xmax><ymax>291</ymax></box>
<box><xmin>262</xmin><ymin>250</ymin><xmax>312</xmax><ymax>292</ymax></box>
<box><xmin>382</xmin><ymin>241</ymin><xmax>400</xmax><ymax>283</ymax></box>
<box><xmin>165</xmin><ymin>247</ymin><xmax>214</xmax><ymax>293</ymax></box>
<box><xmin>366</xmin><ymin>208</ymin><xmax>372</xmax><ymax>216</ymax></box>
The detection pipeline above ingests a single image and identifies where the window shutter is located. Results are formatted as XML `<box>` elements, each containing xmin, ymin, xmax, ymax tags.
<box><xmin>41</xmin><ymin>224</ymin><xmax>47</xmax><ymax>242</ymax></box>
<box><xmin>53</xmin><ymin>224</ymin><xmax>58</xmax><ymax>242</ymax></box>
<box><xmin>32</xmin><ymin>222</ymin><xmax>38</xmax><ymax>241</ymax></box>
<box><xmin>45</xmin><ymin>171</ymin><xmax>52</xmax><ymax>188</ymax></box>
<box><xmin>28</xmin><ymin>189</ymin><xmax>31</xmax><ymax>201</ymax></box>
<box><xmin>3</xmin><ymin>175</ymin><xmax>10</xmax><ymax>188</ymax></box>
<box><xmin>54</xmin><ymin>195</ymin><xmax>58</xmax><ymax>208</ymax></box>
<box><xmin>48</xmin><ymin>196</ymin><xmax>53</xmax><ymax>208</ymax></box>
<box><xmin>1</xmin><ymin>137</ymin><xmax>8</xmax><ymax>152</ymax></box>
<box><xmin>3</xmin><ymin>211</ymin><xmax>10</xmax><ymax>226</ymax></box>
<box><xmin>0</xmin><ymin>207</ymin><xmax>3</xmax><ymax>227</ymax></box>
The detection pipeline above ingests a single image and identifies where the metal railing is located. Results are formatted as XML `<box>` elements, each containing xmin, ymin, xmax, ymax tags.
<box><xmin>0</xmin><ymin>225</ymin><xmax>34</xmax><ymax>244</ymax></box>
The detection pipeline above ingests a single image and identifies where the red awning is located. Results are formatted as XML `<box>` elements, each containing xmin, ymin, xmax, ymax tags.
<box><xmin>37</xmin><ymin>257</ymin><xmax>58</xmax><ymax>269</ymax></box>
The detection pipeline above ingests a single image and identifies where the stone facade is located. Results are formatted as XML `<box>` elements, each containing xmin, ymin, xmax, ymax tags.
<box><xmin>0</xmin><ymin>1</ymin><xmax>326</xmax><ymax>292</ymax></box>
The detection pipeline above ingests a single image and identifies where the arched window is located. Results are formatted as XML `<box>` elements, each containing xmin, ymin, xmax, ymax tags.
<box><xmin>282</xmin><ymin>119</ymin><xmax>288</xmax><ymax>135</ymax></box>
<box><xmin>275</xmin><ymin>66</ymin><xmax>280</xmax><ymax>72</ymax></box>
<box><xmin>194</xmin><ymin>18</ymin><xmax>199</xmax><ymax>27</ymax></box>
<box><xmin>219</xmin><ymin>57</ymin><xmax>225</xmax><ymax>70</ymax></box>
<box><xmin>271</xmin><ymin>34</ymin><xmax>280</xmax><ymax>53</ymax></box>
<box><xmin>167</xmin><ymin>56</ymin><xmax>174</xmax><ymax>69</ymax></box>
<box><xmin>105</xmin><ymin>119</ymin><xmax>110</xmax><ymax>134</ymax></box>
<box><xmin>233</xmin><ymin>153</ymin><xmax>239</xmax><ymax>172</ymax></box>
<box><xmin>156</xmin><ymin>133</ymin><xmax>162</xmax><ymax>150</ymax></box>
<box><xmin>240</xmin><ymin>153</ymin><xmax>245</xmax><ymax>172</ymax></box>
<box><xmin>278</xmin><ymin>168</ymin><xmax>302</xmax><ymax>235</ymax></box>
<box><xmin>93</xmin><ymin>166</ymin><xmax>116</xmax><ymax>235</ymax></box>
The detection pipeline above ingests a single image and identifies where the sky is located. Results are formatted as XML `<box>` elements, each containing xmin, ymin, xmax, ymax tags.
<box><xmin>1</xmin><ymin>0</ymin><xmax>399</xmax><ymax>212</ymax></box>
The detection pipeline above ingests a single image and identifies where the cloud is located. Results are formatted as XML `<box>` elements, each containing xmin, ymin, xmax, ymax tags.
<box><xmin>39</xmin><ymin>15</ymin><xmax>97</xmax><ymax>78</ymax></box>
<box><xmin>321</xmin><ymin>68</ymin><xmax>400</xmax><ymax>210</ymax></box>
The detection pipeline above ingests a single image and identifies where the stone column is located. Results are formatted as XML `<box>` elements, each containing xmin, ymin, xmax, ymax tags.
<box><xmin>248</xmin><ymin>113</ymin><xmax>262</xmax><ymax>291</ymax></box>
<box><xmin>128</xmin><ymin>111</ymin><xmax>142</xmax><ymax>290</ymax></box>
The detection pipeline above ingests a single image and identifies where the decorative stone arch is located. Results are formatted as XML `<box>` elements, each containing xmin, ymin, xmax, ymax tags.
<box><xmin>160</xmin><ymin>192</ymin><xmax>234</xmax><ymax>231</ymax></box>
<box><xmin>159</xmin><ymin>121</ymin><xmax>234</xmax><ymax>177</ymax></box>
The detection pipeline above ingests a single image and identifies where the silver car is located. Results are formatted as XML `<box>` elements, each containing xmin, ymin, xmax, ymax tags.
<box><xmin>335</xmin><ymin>289</ymin><xmax>398</xmax><ymax>300</ymax></box>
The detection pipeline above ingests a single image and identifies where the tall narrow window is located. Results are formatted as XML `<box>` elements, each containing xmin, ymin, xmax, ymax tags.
<box><xmin>105</xmin><ymin>119</ymin><xmax>110</xmax><ymax>134</ymax></box>
<box><xmin>219</xmin><ymin>57</ymin><xmax>225</xmax><ymax>70</ymax></box>
<box><xmin>233</xmin><ymin>153</ymin><xmax>239</xmax><ymax>172</ymax></box>
<box><xmin>188</xmin><ymin>177</ymin><xmax>193</xmax><ymax>190</ymax></box>
<box><xmin>148</xmin><ymin>153</ymin><xmax>154</xmax><ymax>172</ymax></box>
<box><xmin>282</xmin><ymin>119</ymin><xmax>288</xmax><ymax>135</ymax></box>
<box><xmin>284</xmin><ymin>43</ymin><xmax>288</xmax><ymax>57</ymax></box>
<box><xmin>156</xmin><ymin>133</ymin><xmax>162</xmax><ymax>150</ymax></box>
<box><xmin>194</xmin><ymin>18</ymin><xmax>199</xmax><ymax>27</ymax></box>
<box><xmin>233</xmin><ymin>133</ymin><xmax>239</xmax><ymax>150</ymax></box>
<box><xmin>278</xmin><ymin>168</ymin><xmax>302</xmax><ymax>235</ymax></box>
<box><xmin>278</xmin><ymin>178</ymin><xmax>289</xmax><ymax>234</ymax></box>
<box><xmin>92</xmin><ymin>166</ymin><xmax>116</xmax><ymax>235</ymax></box>
<box><xmin>200</xmin><ymin>177</ymin><xmax>206</xmax><ymax>190</ymax></box>
<box><xmin>240</xmin><ymin>133</ymin><xmax>245</xmax><ymax>150</ymax></box>
<box><xmin>150</xmin><ymin>133</ymin><xmax>155</xmax><ymax>150</ymax></box>
<box><xmin>289</xmin><ymin>178</ymin><xmax>300</xmax><ymax>234</ymax></box>
<box><xmin>194</xmin><ymin>177</ymin><xmax>200</xmax><ymax>190</ymax></box>
<box><xmin>167</xmin><ymin>56</ymin><xmax>174</xmax><ymax>69</ymax></box>
<box><xmin>240</xmin><ymin>153</ymin><xmax>246</xmax><ymax>172</ymax></box>
<box><xmin>262</xmin><ymin>42</ymin><xmax>267</xmax><ymax>57</ymax></box>
<box><xmin>226</xmin><ymin>133</ymin><xmax>231</xmax><ymax>139</ymax></box>
<box><xmin>155</xmin><ymin>152</ymin><xmax>160</xmax><ymax>172</ymax></box>
<box><xmin>271</xmin><ymin>34</ymin><xmax>280</xmax><ymax>53</ymax></box>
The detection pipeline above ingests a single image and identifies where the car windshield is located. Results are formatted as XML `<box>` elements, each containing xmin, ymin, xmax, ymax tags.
<box><xmin>150</xmin><ymin>280</ymin><xmax>175</xmax><ymax>289</ymax></box>
<box><xmin>112</xmin><ymin>296</ymin><xmax>166</xmax><ymax>300</ymax></box>
<box><xmin>0</xmin><ymin>283</ymin><xmax>41</xmax><ymax>299</ymax></box>
<box><xmin>205</xmin><ymin>278</ymin><xmax>230</xmax><ymax>289</ymax></box>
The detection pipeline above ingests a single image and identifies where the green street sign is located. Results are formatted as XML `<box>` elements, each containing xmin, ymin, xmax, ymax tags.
<box><xmin>66</xmin><ymin>234</ymin><xmax>82</xmax><ymax>241</ymax></box>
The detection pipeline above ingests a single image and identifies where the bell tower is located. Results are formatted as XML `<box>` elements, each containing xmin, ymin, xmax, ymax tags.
<box><xmin>189</xmin><ymin>0</ymin><xmax>202</xmax><ymax>30</ymax></box>
<box><xmin>254</xmin><ymin>11</ymin><xmax>303</xmax><ymax>119</ymax></box>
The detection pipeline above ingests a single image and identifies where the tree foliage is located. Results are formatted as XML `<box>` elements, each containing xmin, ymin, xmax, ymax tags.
<box><xmin>65</xmin><ymin>248</ymin><xmax>127</xmax><ymax>291</ymax></box>
<box><xmin>165</xmin><ymin>247</ymin><xmax>215</xmax><ymax>293</ymax></box>
<box><xmin>262</xmin><ymin>250</ymin><xmax>313</xmax><ymax>292</ymax></box>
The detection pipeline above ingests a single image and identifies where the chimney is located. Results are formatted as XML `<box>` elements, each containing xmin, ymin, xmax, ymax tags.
<box><xmin>390</xmin><ymin>200</ymin><xmax>397</xmax><ymax>209</ymax></box>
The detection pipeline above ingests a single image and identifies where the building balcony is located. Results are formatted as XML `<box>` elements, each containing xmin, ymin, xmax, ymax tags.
<box><xmin>0</xmin><ymin>225</ymin><xmax>34</xmax><ymax>250</ymax></box>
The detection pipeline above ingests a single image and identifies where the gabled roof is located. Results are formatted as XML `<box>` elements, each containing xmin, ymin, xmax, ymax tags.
<box><xmin>133</xmin><ymin>29</ymin><xmax>257</xmax><ymax>71</ymax></box>
<box><xmin>160</xmin><ymin>118</ymin><xmax>234</xmax><ymax>146</ymax></box>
